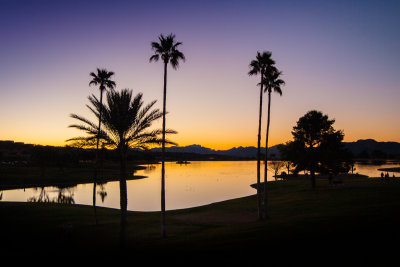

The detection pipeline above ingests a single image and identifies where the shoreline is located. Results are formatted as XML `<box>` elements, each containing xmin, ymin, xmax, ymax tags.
<box><xmin>0</xmin><ymin>164</ymin><xmax>147</xmax><ymax>190</ymax></box>
<box><xmin>0</xmin><ymin>175</ymin><xmax>147</xmax><ymax>191</ymax></box>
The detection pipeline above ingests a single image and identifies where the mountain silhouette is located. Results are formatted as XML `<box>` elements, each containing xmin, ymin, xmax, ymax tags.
<box><xmin>151</xmin><ymin>144</ymin><xmax>281</xmax><ymax>159</ymax></box>
<box><xmin>343</xmin><ymin>139</ymin><xmax>400</xmax><ymax>156</ymax></box>
<box><xmin>150</xmin><ymin>139</ymin><xmax>400</xmax><ymax>159</ymax></box>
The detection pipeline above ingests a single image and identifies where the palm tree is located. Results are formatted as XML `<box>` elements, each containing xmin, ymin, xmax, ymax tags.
<box><xmin>68</xmin><ymin>89</ymin><xmax>176</xmax><ymax>247</ymax></box>
<box><xmin>248</xmin><ymin>51</ymin><xmax>275</xmax><ymax>220</ymax></box>
<box><xmin>262</xmin><ymin>68</ymin><xmax>285</xmax><ymax>218</ymax></box>
<box><xmin>150</xmin><ymin>33</ymin><xmax>185</xmax><ymax>237</ymax></box>
<box><xmin>88</xmin><ymin>68</ymin><xmax>115</xmax><ymax>225</ymax></box>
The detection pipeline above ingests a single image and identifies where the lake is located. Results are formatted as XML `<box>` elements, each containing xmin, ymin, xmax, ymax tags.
<box><xmin>1</xmin><ymin>160</ymin><xmax>399</xmax><ymax>211</ymax></box>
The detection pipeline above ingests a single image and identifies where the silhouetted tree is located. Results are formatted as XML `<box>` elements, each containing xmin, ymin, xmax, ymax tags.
<box><xmin>89</xmin><ymin>68</ymin><xmax>116</xmax><ymax>225</ymax></box>
<box><xmin>262</xmin><ymin>67</ymin><xmax>284</xmax><ymax>217</ymax></box>
<box><xmin>280</xmin><ymin>110</ymin><xmax>345</xmax><ymax>188</ymax></box>
<box><xmin>268</xmin><ymin>161</ymin><xmax>285</xmax><ymax>180</ymax></box>
<box><xmin>248</xmin><ymin>51</ymin><xmax>275</xmax><ymax>220</ymax></box>
<box><xmin>68</xmin><ymin>89</ymin><xmax>175</xmax><ymax>247</ymax></box>
<box><xmin>278</xmin><ymin>141</ymin><xmax>305</xmax><ymax>176</ymax></box>
<box><xmin>150</xmin><ymin>33</ymin><xmax>185</xmax><ymax>237</ymax></box>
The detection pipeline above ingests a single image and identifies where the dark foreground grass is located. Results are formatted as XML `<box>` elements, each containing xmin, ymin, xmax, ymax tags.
<box><xmin>1</xmin><ymin>177</ymin><xmax>400</xmax><ymax>262</ymax></box>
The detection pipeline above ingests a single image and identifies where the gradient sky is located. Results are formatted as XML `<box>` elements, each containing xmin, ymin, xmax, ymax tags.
<box><xmin>0</xmin><ymin>0</ymin><xmax>399</xmax><ymax>149</ymax></box>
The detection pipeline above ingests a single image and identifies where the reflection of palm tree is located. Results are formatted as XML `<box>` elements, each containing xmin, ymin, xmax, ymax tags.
<box><xmin>248</xmin><ymin>51</ymin><xmax>275</xmax><ymax>220</ymax></box>
<box><xmin>97</xmin><ymin>183</ymin><xmax>108</xmax><ymax>203</ymax></box>
<box><xmin>28</xmin><ymin>187</ymin><xmax>50</xmax><ymax>203</ymax></box>
<box><xmin>68</xmin><ymin>89</ymin><xmax>175</xmax><ymax>247</ymax></box>
<box><xmin>144</xmin><ymin>165</ymin><xmax>156</xmax><ymax>174</ymax></box>
<box><xmin>262</xmin><ymin>68</ymin><xmax>284</xmax><ymax>217</ymax></box>
<box><xmin>55</xmin><ymin>187</ymin><xmax>75</xmax><ymax>204</ymax></box>
<box><xmin>150</xmin><ymin>33</ymin><xmax>185</xmax><ymax>238</ymax></box>
<box><xmin>89</xmin><ymin>68</ymin><xmax>116</xmax><ymax>225</ymax></box>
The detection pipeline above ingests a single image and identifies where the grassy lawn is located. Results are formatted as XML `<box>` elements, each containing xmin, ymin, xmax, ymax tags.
<box><xmin>1</xmin><ymin>177</ymin><xmax>400</xmax><ymax>261</ymax></box>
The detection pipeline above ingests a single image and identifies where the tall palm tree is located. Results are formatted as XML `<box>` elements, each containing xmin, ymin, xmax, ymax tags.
<box><xmin>68</xmin><ymin>89</ymin><xmax>176</xmax><ymax>247</ymax></box>
<box><xmin>262</xmin><ymin>68</ymin><xmax>285</xmax><ymax>218</ymax></box>
<box><xmin>88</xmin><ymin>68</ymin><xmax>116</xmax><ymax>225</ymax></box>
<box><xmin>150</xmin><ymin>33</ymin><xmax>185</xmax><ymax>237</ymax></box>
<box><xmin>248</xmin><ymin>51</ymin><xmax>275</xmax><ymax>220</ymax></box>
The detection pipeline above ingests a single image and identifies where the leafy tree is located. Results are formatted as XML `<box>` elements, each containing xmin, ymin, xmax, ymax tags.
<box><xmin>150</xmin><ymin>33</ymin><xmax>185</xmax><ymax>237</ymax></box>
<box><xmin>248</xmin><ymin>51</ymin><xmax>275</xmax><ymax>219</ymax></box>
<box><xmin>68</xmin><ymin>89</ymin><xmax>175</xmax><ymax>247</ymax></box>
<box><xmin>280</xmin><ymin>110</ymin><xmax>347</xmax><ymax>188</ymax></box>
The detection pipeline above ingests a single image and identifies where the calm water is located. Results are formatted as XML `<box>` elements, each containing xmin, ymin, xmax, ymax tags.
<box><xmin>1</xmin><ymin>161</ymin><xmax>399</xmax><ymax>211</ymax></box>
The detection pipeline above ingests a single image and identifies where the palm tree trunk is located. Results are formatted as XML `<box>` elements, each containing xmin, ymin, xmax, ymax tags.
<box><xmin>263</xmin><ymin>91</ymin><xmax>272</xmax><ymax>218</ymax></box>
<box><xmin>161</xmin><ymin>62</ymin><xmax>167</xmax><ymax>238</ymax></box>
<box><xmin>119</xmin><ymin>147</ymin><xmax>128</xmax><ymax>248</ymax></box>
<box><xmin>93</xmin><ymin>88</ymin><xmax>104</xmax><ymax>226</ymax></box>
<box><xmin>256</xmin><ymin>75</ymin><xmax>263</xmax><ymax>220</ymax></box>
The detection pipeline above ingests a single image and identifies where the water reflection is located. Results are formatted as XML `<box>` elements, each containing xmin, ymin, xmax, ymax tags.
<box><xmin>54</xmin><ymin>186</ymin><xmax>75</xmax><ymax>204</ymax></box>
<box><xmin>2</xmin><ymin>161</ymin><xmax>400</xmax><ymax>211</ymax></box>
<box><xmin>28</xmin><ymin>186</ymin><xmax>75</xmax><ymax>204</ymax></box>
<box><xmin>97</xmin><ymin>183</ymin><xmax>108</xmax><ymax>203</ymax></box>
<box><xmin>28</xmin><ymin>187</ymin><xmax>50</xmax><ymax>203</ymax></box>
<box><xmin>143</xmin><ymin>164</ymin><xmax>156</xmax><ymax>174</ymax></box>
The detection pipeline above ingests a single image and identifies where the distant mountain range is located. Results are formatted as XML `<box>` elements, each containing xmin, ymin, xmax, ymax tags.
<box><xmin>151</xmin><ymin>144</ymin><xmax>281</xmax><ymax>159</ymax></box>
<box><xmin>343</xmin><ymin>139</ymin><xmax>400</xmax><ymax>156</ymax></box>
<box><xmin>151</xmin><ymin>139</ymin><xmax>400</xmax><ymax>159</ymax></box>
<box><xmin>1</xmin><ymin>139</ymin><xmax>399</xmax><ymax>160</ymax></box>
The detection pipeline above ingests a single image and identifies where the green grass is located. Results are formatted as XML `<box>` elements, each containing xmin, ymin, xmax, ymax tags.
<box><xmin>1</xmin><ymin>177</ymin><xmax>400</xmax><ymax>260</ymax></box>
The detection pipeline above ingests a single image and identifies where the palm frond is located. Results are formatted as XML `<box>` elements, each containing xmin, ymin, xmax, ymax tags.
<box><xmin>149</xmin><ymin>54</ymin><xmax>160</xmax><ymax>62</ymax></box>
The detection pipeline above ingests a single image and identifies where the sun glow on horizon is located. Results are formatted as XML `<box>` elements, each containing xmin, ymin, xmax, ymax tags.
<box><xmin>1</xmin><ymin>1</ymin><xmax>399</xmax><ymax>149</ymax></box>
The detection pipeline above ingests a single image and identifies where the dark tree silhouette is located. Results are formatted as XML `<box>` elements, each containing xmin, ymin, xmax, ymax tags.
<box><xmin>89</xmin><ymin>68</ymin><xmax>116</xmax><ymax>225</ymax></box>
<box><xmin>150</xmin><ymin>33</ymin><xmax>185</xmax><ymax>237</ymax></box>
<box><xmin>262</xmin><ymin>68</ymin><xmax>284</xmax><ymax>217</ymax></box>
<box><xmin>280</xmin><ymin>110</ymin><xmax>346</xmax><ymax>188</ymax></box>
<box><xmin>248</xmin><ymin>51</ymin><xmax>275</xmax><ymax>220</ymax></box>
<box><xmin>68</xmin><ymin>89</ymin><xmax>176</xmax><ymax>247</ymax></box>
<box><xmin>268</xmin><ymin>161</ymin><xmax>285</xmax><ymax>181</ymax></box>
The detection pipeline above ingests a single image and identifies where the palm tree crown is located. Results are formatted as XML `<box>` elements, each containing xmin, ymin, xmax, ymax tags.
<box><xmin>263</xmin><ymin>69</ymin><xmax>285</xmax><ymax>96</ymax></box>
<box><xmin>89</xmin><ymin>68</ymin><xmax>116</xmax><ymax>92</ymax></box>
<box><xmin>248</xmin><ymin>51</ymin><xmax>275</xmax><ymax>77</ymax></box>
<box><xmin>67</xmin><ymin>89</ymin><xmax>176</xmax><ymax>150</ymax></box>
<box><xmin>150</xmin><ymin>33</ymin><xmax>185</xmax><ymax>68</ymax></box>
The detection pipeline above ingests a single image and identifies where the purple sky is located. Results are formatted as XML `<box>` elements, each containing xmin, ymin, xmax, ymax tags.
<box><xmin>1</xmin><ymin>0</ymin><xmax>399</xmax><ymax>148</ymax></box>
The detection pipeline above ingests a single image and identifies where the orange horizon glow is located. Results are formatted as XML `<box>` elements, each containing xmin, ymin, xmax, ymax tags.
<box><xmin>3</xmin><ymin>133</ymin><xmax>400</xmax><ymax>151</ymax></box>
<box><xmin>1</xmin><ymin>1</ymin><xmax>399</xmax><ymax>151</ymax></box>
